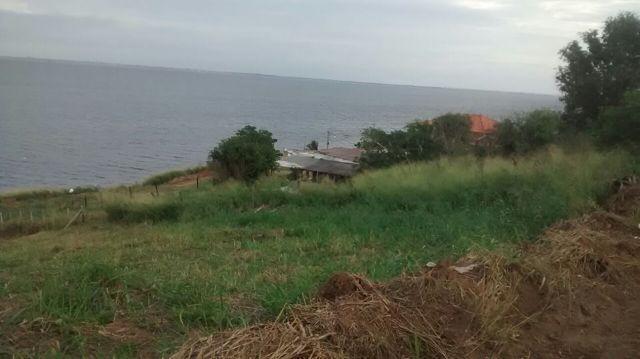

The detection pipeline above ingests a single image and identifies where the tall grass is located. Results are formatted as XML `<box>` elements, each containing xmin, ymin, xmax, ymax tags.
<box><xmin>2</xmin><ymin>148</ymin><xmax>636</xmax><ymax>356</ymax></box>
<box><xmin>99</xmin><ymin>148</ymin><xmax>634</xmax><ymax>319</ymax></box>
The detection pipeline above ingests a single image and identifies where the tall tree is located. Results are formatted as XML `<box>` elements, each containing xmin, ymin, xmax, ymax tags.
<box><xmin>557</xmin><ymin>12</ymin><xmax>640</xmax><ymax>131</ymax></box>
<box><xmin>209</xmin><ymin>126</ymin><xmax>280</xmax><ymax>182</ymax></box>
<box><xmin>430</xmin><ymin>113</ymin><xmax>472</xmax><ymax>155</ymax></box>
<box><xmin>598</xmin><ymin>90</ymin><xmax>640</xmax><ymax>150</ymax></box>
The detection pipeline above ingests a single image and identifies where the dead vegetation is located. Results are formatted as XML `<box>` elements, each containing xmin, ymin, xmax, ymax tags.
<box><xmin>172</xmin><ymin>184</ymin><xmax>640</xmax><ymax>358</ymax></box>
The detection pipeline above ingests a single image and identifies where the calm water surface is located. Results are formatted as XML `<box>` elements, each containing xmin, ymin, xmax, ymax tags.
<box><xmin>0</xmin><ymin>57</ymin><xmax>560</xmax><ymax>191</ymax></box>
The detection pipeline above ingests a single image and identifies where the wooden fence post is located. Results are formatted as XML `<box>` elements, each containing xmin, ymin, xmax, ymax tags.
<box><xmin>155</xmin><ymin>184</ymin><xmax>159</xmax><ymax>196</ymax></box>
<box><xmin>128</xmin><ymin>186</ymin><xmax>133</xmax><ymax>198</ymax></box>
<box><xmin>82</xmin><ymin>195</ymin><xmax>87</xmax><ymax>223</ymax></box>
<box><xmin>196</xmin><ymin>176</ymin><xmax>199</xmax><ymax>189</ymax></box>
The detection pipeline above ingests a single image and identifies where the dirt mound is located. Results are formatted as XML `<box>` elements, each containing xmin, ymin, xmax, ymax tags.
<box><xmin>607</xmin><ymin>177</ymin><xmax>640</xmax><ymax>218</ymax></box>
<box><xmin>0</xmin><ymin>223</ymin><xmax>42</xmax><ymax>240</ymax></box>
<box><xmin>317</xmin><ymin>272</ymin><xmax>376</xmax><ymax>301</ymax></box>
<box><xmin>172</xmin><ymin>186</ymin><xmax>640</xmax><ymax>359</ymax></box>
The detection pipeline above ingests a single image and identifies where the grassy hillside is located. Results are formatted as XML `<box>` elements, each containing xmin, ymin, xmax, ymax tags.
<box><xmin>0</xmin><ymin>148</ymin><xmax>636</xmax><ymax>356</ymax></box>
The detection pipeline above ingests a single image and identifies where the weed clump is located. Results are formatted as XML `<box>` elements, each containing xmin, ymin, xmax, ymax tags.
<box><xmin>37</xmin><ymin>259</ymin><xmax>138</xmax><ymax>323</ymax></box>
<box><xmin>105</xmin><ymin>202</ymin><xmax>181</xmax><ymax>223</ymax></box>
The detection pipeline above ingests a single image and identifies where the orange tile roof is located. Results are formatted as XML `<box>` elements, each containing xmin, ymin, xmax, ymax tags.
<box><xmin>468</xmin><ymin>114</ymin><xmax>498</xmax><ymax>134</ymax></box>
<box><xmin>423</xmin><ymin>114</ymin><xmax>498</xmax><ymax>134</ymax></box>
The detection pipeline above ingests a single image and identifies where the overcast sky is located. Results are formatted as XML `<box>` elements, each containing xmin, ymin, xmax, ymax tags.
<box><xmin>1</xmin><ymin>1</ymin><xmax>638</xmax><ymax>94</ymax></box>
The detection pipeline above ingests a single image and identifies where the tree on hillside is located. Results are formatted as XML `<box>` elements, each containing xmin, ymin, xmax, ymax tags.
<box><xmin>208</xmin><ymin>126</ymin><xmax>281</xmax><ymax>182</ymax></box>
<box><xmin>305</xmin><ymin>140</ymin><xmax>319</xmax><ymax>151</ymax></box>
<box><xmin>430</xmin><ymin>113</ymin><xmax>472</xmax><ymax>155</ymax></box>
<box><xmin>496</xmin><ymin>110</ymin><xmax>561</xmax><ymax>156</ymax></box>
<box><xmin>496</xmin><ymin>119</ymin><xmax>520</xmax><ymax>157</ymax></box>
<box><xmin>557</xmin><ymin>12</ymin><xmax>640</xmax><ymax>130</ymax></box>
<box><xmin>598</xmin><ymin>90</ymin><xmax>640</xmax><ymax>150</ymax></box>
<box><xmin>357</xmin><ymin>121</ymin><xmax>442</xmax><ymax>168</ymax></box>
<box><xmin>517</xmin><ymin>109</ymin><xmax>562</xmax><ymax>153</ymax></box>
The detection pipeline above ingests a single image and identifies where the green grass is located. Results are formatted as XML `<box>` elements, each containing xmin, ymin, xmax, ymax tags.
<box><xmin>0</xmin><ymin>148</ymin><xmax>636</xmax><ymax>356</ymax></box>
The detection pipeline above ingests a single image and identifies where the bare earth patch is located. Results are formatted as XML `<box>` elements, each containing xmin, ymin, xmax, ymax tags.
<box><xmin>167</xmin><ymin>169</ymin><xmax>214</xmax><ymax>188</ymax></box>
<box><xmin>172</xmin><ymin>185</ymin><xmax>640</xmax><ymax>358</ymax></box>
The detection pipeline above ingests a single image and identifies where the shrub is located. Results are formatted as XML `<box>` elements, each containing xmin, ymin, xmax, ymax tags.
<box><xmin>598</xmin><ymin>90</ymin><xmax>640</xmax><ymax>150</ymax></box>
<box><xmin>105</xmin><ymin>202</ymin><xmax>181</xmax><ymax>223</ymax></box>
<box><xmin>430</xmin><ymin>113</ymin><xmax>472</xmax><ymax>155</ymax></box>
<box><xmin>357</xmin><ymin>121</ymin><xmax>442</xmax><ymax>168</ymax></box>
<box><xmin>209</xmin><ymin>126</ymin><xmax>280</xmax><ymax>183</ymax></box>
<box><xmin>8</xmin><ymin>189</ymin><xmax>64</xmax><ymax>201</ymax></box>
<box><xmin>496</xmin><ymin>109</ymin><xmax>561</xmax><ymax>155</ymax></box>
<box><xmin>495</xmin><ymin>119</ymin><xmax>520</xmax><ymax>157</ymax></box>
<box><xmin>517</xmin><ymin>109</ymin><xmax>561</xmax><ymax>152</ymax></box>
<box><xmin>305</xmin><ymin>140</ymin><xmax>319</xmax><ymax>151</ymax></box>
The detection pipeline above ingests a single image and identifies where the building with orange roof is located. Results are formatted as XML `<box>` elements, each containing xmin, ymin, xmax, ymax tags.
<box><xmin>468</xmin><ymin>114</ymin><xmax>498</xmax><ymax>136</ymax></box>
<box><xmin>423</xmin><ymin>113</ymin><xmax>498</xmax><ymax>143</ymax></box>
<box><xmin>467</xmin><ymin>114</ymin><xmax>498</xmax><ymax>145</ymax></box>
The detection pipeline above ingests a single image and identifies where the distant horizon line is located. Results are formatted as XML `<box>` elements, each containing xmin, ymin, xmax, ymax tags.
<box><xmin>0</xmin><ymin>55</ymin><xmax>559</xmax><ymax>97</ymax></box>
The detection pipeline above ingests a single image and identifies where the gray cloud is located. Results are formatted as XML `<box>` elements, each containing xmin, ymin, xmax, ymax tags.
<box><xmin>1</xmin><ymin>0</ymin><xmax>638</xmax><ymax>94</ymax></box>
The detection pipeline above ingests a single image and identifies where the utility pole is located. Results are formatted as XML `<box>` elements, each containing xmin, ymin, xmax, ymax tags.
<box><xmin>326</xmin><ymin>130</ymin><xmax>330</xmax><ymax>149</ymax></box>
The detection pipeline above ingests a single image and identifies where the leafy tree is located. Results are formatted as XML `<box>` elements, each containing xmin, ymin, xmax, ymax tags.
<box><xmin>496</xmin><ymin>110</ymin><xmax>561</xmax><ymax>155</ymax></box>
<box><xmin>208</xmin><ymin>126</ymin><xmax>280</xmax><ymax>182</ymax></box>
<box><xmin>357</xmin><ymin>121</ymin><xmax>442</xmax><ymax>168</ymax></box>
<box><xmin>518</xmin><ymin>109</ymin><xmax>562</xmax><ymax>153</ymax></box>
<box><xmin>431</xmin><ymin>113</ymin><xmax>472</xmax><ymax>155</ymax></box>
<box><xmin>598</xmin><ymin>90</ymin><xmax>640</xmax><ymax>150</ymax></box>
<box><xmin>496</xmin><ymin>119</ymin><xmax>520</xmax><ymax>157</ymax></box>
<box><xmin>557</xmin><ymin>12</ymin><xmax>640</xmax><ymax>130</ymax></box>
<box><xmin>305</xmin><ymin>140</ymin><xmax>319</xmax><ymax>151</ymax></box>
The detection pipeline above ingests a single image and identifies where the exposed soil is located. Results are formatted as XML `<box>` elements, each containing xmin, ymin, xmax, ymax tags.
<box><xmin>0</xmin><ymin>222</ymin><xmax>42</xmax><ymax>240</ymax></box>
<box><xmin>167</xmin><ymin>169</ymin><xmax>215</xmax><ymax>187</ymax></box>
<box><xmin>172</xmin><ymin>184</ymin><xmax>640</xmax><ymax>358</ymax></box>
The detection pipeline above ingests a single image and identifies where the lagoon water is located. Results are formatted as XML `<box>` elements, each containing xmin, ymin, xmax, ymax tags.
<box><xmin>0</xmin><ymin>57</ymin><xmax>560</xmax><ymax>191</ymax></box>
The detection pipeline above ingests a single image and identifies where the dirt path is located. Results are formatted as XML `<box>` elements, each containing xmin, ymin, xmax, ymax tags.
<box><xmin>167</xmin><ymin>169</ymin><xmax>214</xmax><ymax>188</ymax></box>
<box><xmin>172</xmin><ymin>185</ymin><xmax>640</xmax><ymax>358</ymax></box>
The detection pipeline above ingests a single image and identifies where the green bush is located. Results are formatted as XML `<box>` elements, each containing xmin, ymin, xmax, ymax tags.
<box><xmin>209</xmin><ymin>126</ymin><xmax>280</xmax><ymax>183</ymax></box>
<box><xmin>357</xmin><ymin>121</ymin><xmax>442</xmax><ymax>168</ymax></box>
<box><xmin>497</xmin><ymin>109</ymin><xmax>561</xmax><ymax>156</ymax></box>
<box><xmin>305</xmin><ymin>140</ymin><xmax>319</xmax><ymax>151</ymax></box>
<box><xmin>105</xmin><ymin>202</ymin><xmax>181</xmax><ymax>223</ymax></box>
<box><xmin>431</xmin><ymin>113</ymin><xmax>472</xmax><ymax>155</ymax></box>
<box><xmin>598</xmin><ymin>90</ymin><xmax>640</xmax><ymax>150</ymax></box>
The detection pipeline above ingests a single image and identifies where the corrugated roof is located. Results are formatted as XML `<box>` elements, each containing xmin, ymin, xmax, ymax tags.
<box><xmin>317</xmin><ymin>147</ymin><xmax>364</xmax><ymax>162</ymax></box>
<box><xmin>278</xmin><ymin>153</ymin><xmax>358</xmax><ymax>177</ymax></box>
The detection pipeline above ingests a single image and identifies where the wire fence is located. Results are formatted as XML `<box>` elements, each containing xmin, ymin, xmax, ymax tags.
<box><xmin>0</xmin><ymin>194</ymin><xmax>98</xmax><ymax>234</ymax></box>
